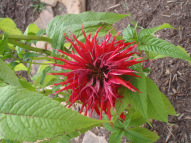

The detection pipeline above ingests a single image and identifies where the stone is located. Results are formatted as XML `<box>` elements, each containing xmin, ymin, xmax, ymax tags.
<box><xmin>59</xmin><ymin>0</ymin><xmax>66</xmax><ymax>6</ymax></box>
<box><xmin>35</xmin><ymin>6</ymin><xmax>54</xmax><ymax>29</ymax></box>
<box><xmin>82</xmin><ymin>131</ymin><xmax>107</xmax><ymax>143</ymax></box>
<box><xmin>30</xmin><ymin>40</ymin><xmax>52</xmax><ymax>75</ymax></box>
<box><xmin>66</xmin><ymin>0</ymin><xmax>86</xmax><ymax>14</ymax></box>
<box><xmin>41</xmin><ymin>0</ymin><xmax>58</xmax><ymax>7</ymax></box>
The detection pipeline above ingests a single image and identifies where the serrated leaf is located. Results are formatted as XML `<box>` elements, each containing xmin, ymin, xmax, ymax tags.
<box><xmin>46</xmin><ymin>12</ymin><xmax>128</xmax><ymax>50</ymax></box>
<box><xmin>113</xmin><ymin>89</ymin><xmax>130</xmax><ymax>121</ymax></box>
<box><xmin>146</xmin><ymin>77</ymin><xmax>168</xmax><ymax>122</ymax></box>
<box><xmin>138</xmin><ymin>23</ymin><xmax>174</xmax><ymax>39</ymax></box>
<box><xmin>144</xmin><ymin>51</ymin><xmax>166</xmax><ymax>60</ymax></box>
<box><xmin>138</xmin><ymin>35</ymin><xmax>191</xmax><ymax>62</ymax></box>
<box><xmin>124</xmin><ymin>127</ymin><xmax>159</xmax><ymax>143</ymax></box>
<box><xmin>77</xmin><ymin>24</ymin><xmax>118</xmax><ymax>42</ymax></box>
<box><xmin>109</xmin><ymin>131</ymin><xmax>124</xmax><ymax>143</ymax></box>
<box><xmin>126</xmin><ymin>75</ymin><xmax>150</xmax><ymax>125</ymax></box>
<box><xmin>161</xmin><ymin>93</ymin><xmax>176</xmax><ymax>116</ymax></box>
<box><xmin>122</xmin><ymin>24</ymin><xmax>138</xmax><ymax>43</ymax></box>
<box><xmin>0</xmin><ymin>59</ymin><xmax>22</xmax><ymax>87</ymax></box>
<box><xmin>126</xmin><ymin>109</ymin><xmax>146</xmax><ymax>127</ymax></box>
<box><xmin>19</xmin><ymin>79</ymin><xmax>36</xmax><ymax>91</ymax></box>
<box><xmin>0</xmin><ymin>18</ymin><xmax>22</xmax><ymax>35</ymax></box>
<box><xmin>0</xmin><ymin>85</ymin><xmax>109</xmax><ymax>142</ymax></box>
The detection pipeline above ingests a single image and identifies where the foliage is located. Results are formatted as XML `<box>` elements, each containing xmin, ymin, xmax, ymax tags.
<box><xmin>0</xmin><ymin>11</ymin><xmax>190</xmax><ymax>143</ymax></box>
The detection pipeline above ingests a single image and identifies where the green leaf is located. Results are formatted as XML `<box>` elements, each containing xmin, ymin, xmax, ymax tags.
<box><xmin>46</xmin><ymin>12</ymin><xmax>128</xmax><ymax>49</ymax></box>
<box><xmin>40</xmin><ymin>131</ymin><xmax>80</xmax><ymax>143</ymax></box>
<box><xmin>0</xmin><ymin>80</ymin><xmax>7</xmax><ymax>87</ymax></box>
<box><xmin>19</xmin><ymin>79</ymin><xmax>36</xmax><ymax>92</ymax></box>
<box><xmin>138</xmin><ymin>35</ymin><xmax>191</xmax><ymax>62</ymax></box>
<box><xmin>0</xmin><ymin>85</ymin><xmax>109</xmax><ymax>142</ymax></box>
<box><xmin>146</xmin><ymin>77</ymin><xmax>168</xmax><ymax>122</ymax></box>
<box><xmin>0</xmin><ymin>18</ymin><xmax>22</xmax><ymax>35</ymax></box>
<box><xmin>126</xmin><ymin>109</ymin><xmax>146</xmax><ymax>127</ymax></box>
<box><xmin>24</xmin><ymin>23</ymin><xmax>40</xmax><ymax>35</ymax></box>
<box><xmin>122</xmin><ymin>24</ymin><xmax>138</xmax><ymax>43</ymax></box>
<box><xmin>144</xmin><ymin>51</ymin><xmax>166</xmax><ymax>60</ymax></box>
<box><xmin>23</xmin><ymin>52</ymin><xmax>41</xmax><ymax>61</ymax></box>
<box><xmin>40</xmin><ymin>66</ymin><xmax>52</xmax><ymax>85</ymax></box>
<box><xmin>0</xmin><ymin>33</ymin><xmax>8</xmax><ymax>54</ymax></box>
<box><xmin>13</xmin><ymin>63</ymin><xmax>28</xmax><ymax>71</ymax></box>
<box><xmin>161</xmin><ymin>93</ymin><xmax>176</xmax><ymax>116</ymax></box>
<box><xmin>0</xmin><ymin>59</ymin><xmax>22</xmax><ymax>87</ymax></box>
<box><xmin>124</xmin><ymin>127</ymin><xmax>159</xmax><ymax>143</ymax></box>
<box><xmin>126</xmin><ymin>75</ymin><xmax>150</xmax><ymax>125</ymax></box>
<box><xmin>138</xmin><ymin>23</ymin><xmax>174</xmax><ymax>39</ymax></box>
<box><xmin>0</xmin><ymin>139</ymin><xmax>20</xmax><ymax>143</ymax></box>
<box><xmin>109</xmin><ymin>131</ymin><xmax>124</xmax><ymax>143</ymax></box>
<box><xmin>113</xmin><ymin>89</ymin><xmax>130</xmax><ymax>121</ymax></box>
<box><xmin>76</xmin><ymin>24</ymin><xmax>118</xmax><ymax>42</ymax></box>
<box><xmin>31</xmin><ymin>62</ymin><xmax>57</xmax><ymax>88</ymax></box>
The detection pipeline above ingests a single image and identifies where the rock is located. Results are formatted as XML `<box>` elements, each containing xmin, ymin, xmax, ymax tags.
<box><xmin>35</xmin><ymin>6</ymin><xmax>54</xmax><ymax>29</ymax></box>
<box><xmin>59</xmin><ymin>0</ymin><xmax>66</xmax><ymax>6</ymax></box>
<box><xmin>35</xmin><ymin>41</ymin><xmax>52</xmax><ymax>51</ymax></box>
<box><xmin>40</xmin><ymin>0</ymin><xmax>58</xmax><ymax>7</ymax></box>
<box><xmin>82</xmin><ymin>131</ymin><xmax>107</xmax><ymax>143</ymax></box>
<box><xmin>66</xmin><ymin>0</ymin><xmax>86</xmax><ymax>14</ymax></box>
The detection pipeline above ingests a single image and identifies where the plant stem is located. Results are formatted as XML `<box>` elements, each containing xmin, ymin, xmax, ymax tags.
<box><xmin>0</xmin><ymin>34</ymin><xmax>52</xmax><ymax>43</ymax></box>
<box><xmin>21</xmin><ymin>61</ymin><xmax>51</xmax><ymax>65</ymax></box>
<box><xmin>8</xmin><ymin>39</ymin><xmax>51</xmax><ymax>55</ymax></box>
<box><xmin>33</xmin><ymin>56</ymin><xmax>54</xmax><ymax>61</ymax></box>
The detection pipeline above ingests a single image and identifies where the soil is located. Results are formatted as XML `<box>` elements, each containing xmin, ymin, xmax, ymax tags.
<box><xmin>0</xmin><ymin>0</ymin><xmax>66</xmax><ymax>32</ymax></box>
<box><xmin>0</xmin><ymin>0</ymin><xmax>41</xmax><ymax>32</ymax></box>
<box><xmin>0</xmin><ymin>0</ymin><xmax>190</xmax><ymax>143</ymax></box>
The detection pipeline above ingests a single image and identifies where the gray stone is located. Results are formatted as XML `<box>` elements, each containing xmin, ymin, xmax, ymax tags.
<box><xmin>82</xmin><ymin>131</ymin><xmax>107</xmax><ymax>143</ymax></box>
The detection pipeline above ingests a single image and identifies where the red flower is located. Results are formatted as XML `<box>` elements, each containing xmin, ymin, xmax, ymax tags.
<box><xmin>49</xmin><ymin>27</ymin><xmax>143</xmax><ymax>120</ymax></box>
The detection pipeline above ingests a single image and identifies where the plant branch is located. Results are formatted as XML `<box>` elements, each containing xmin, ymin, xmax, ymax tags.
<box><xmin>8</xmin><ymin>40</ymin><xmax>51</xmax><ymax>55</ymax></box>
<box><xmin>21</xmin><ymin>61</ymin><xmax>51</xmax><ymax>65</ymax></box>
<box><xmin>0</xmin><ymin>34</ymin><xmax>52</xmax><ymax>43</ymax></box>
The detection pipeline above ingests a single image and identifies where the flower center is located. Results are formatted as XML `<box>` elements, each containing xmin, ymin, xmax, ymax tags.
<box><xmin>94</xmin><ymin>66</ymin><xmax>109</xmax><ymax>80</ymax></box>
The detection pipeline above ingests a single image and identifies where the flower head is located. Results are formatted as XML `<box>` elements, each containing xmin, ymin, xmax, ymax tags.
<box><xmin>49</xmin><ymin>27</ymin><xmax>144</xmax><ymax>120</ymax></box>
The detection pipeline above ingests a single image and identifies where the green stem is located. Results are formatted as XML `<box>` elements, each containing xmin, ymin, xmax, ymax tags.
<box><xmin>33</xmin><ymin>56</ymin><xmax>54</xmax><ymax>61</ymax></box>
<box><xmin>10</xmin><ymin>55</ymin><xmax>51</xmax><ymax>65</ymax></box>
<box><xmin>21</xmin><ymin>61</ymin><xmax>51</xmax><ymax>65</ymax></box>
<box><xmin>0</xmin><ymin>34</ymin><xmax>52</xmax><ymax>43</ymax></box>
<box><xmin>11</xmin><ymin>55</ymin><xmax>21</xmax><ymax>61</ymax></box>
<box><xmin>8</xmin><ymin>39</ymin><xmax>51</xmax><ymax>55</ymax></box>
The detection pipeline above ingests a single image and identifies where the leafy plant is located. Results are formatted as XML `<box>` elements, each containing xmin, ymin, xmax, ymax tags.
<box><xmin>0</xmin><ymin>11</ymin><xmax>190</xmax><ymax>143</ymax></box>
<box><xmin>30</xmin><ymin>0</ymin><xmax>46</xmax><ymax>14</ymax></box>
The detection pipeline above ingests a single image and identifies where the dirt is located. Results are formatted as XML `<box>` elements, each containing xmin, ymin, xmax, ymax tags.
<box><xmin>87</xmin><ymin>0</ymin><xmax>191</xmax><ymax>142</ymax></box>
<box><xmin>0</xmin><ymin>0</ymin><xmax>41</xmax><ymax>32</ymax></box>
<box><xmin>0</xmin><ymin>0</ymin><xmax>190</xmax><ymax>142</ymax></box>
<box><xmin>0</xmin><ymin>0</ymin><xmax>66</xmax><ymax>32</ymax></box>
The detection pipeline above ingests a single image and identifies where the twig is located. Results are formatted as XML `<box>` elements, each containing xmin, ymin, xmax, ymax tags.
<box><xmin>168</xmin><ymin>74</ymin><xmax>172</xmax><ymax>92</ymax></box>
<box><xmin>107</xmin><ymin>4</ymin><xmax>121</xmax><ymax>10</ymax></box>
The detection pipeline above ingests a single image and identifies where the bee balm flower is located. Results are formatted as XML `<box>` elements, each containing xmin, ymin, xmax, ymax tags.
<box><xmin>49</xmin><ymin>27</ymin><xmax>143</xmax><ymax>120</ymax></box>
